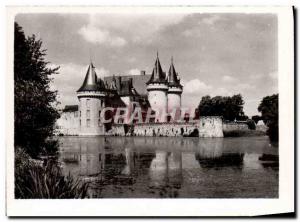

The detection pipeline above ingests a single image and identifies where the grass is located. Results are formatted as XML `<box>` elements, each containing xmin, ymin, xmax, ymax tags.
<box><xmin>223</xmin><ymin>129</ymin><xmax>266</xmax><ymax>137</ymax></box>
<box><xmin>15</xmin><ymin>148</ymin><xmax>89</xmax><ymax>199</ymax></box>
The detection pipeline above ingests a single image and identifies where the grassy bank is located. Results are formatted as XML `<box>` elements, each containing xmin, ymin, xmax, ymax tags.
<box><xmin>223</xmin><ymin>130</ymin><xmax>266</xmax><ymax>137</ymax></box>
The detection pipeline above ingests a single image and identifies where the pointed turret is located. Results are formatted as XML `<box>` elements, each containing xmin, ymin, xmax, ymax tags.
<box><xmin>77</xmin><ymin>62</ymin><xmax>107</xmax><ymax>135</ymax></box>
<box><xmin>77</xmin><ymin>63</ymin><xmax>106</xmax><ymax>92</ymax></box>
<box><xmin>168</xmin><ymin>57</ymin><xmax>182</xmax><ymax>88</ymax></box>
<box><xmin>167</xmin><ymin>57</ymin><xmax>183</xmax><ymax>115</ymax></box>
<box><xmin>146</xmin><ymin>52</ymin><xmax>167</xmax><ymax>85</ymax></box>
<box><xmin>146</xmin><ymin>52</ymin><xmax>169</xmax><ymax>122</ymax></box>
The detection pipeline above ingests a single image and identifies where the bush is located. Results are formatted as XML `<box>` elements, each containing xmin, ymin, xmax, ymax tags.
<box><xmin>246</xmin><ymin>119</ymin><xmax>256</xmax><ymax>130</ymax></box>
<box><xmin>258</xmin><ymin>94</ymin><xmax>278</xmax><ymax>142</ymax></box>
<box><xmin>15</xmin><ymin>148</ymin><xmax>89</xmax><ymax>199</ymax></box>
<box><xmin>251</xmin><ymin>115</ymin><xmax>262</xmax><ymax>124</ymax></box>
<box><xmin>42</xmin><ymin>139</ymin><xmax>59</xmax><ymax>156</ymax></box>
<box><xmin>223</xmin><ymin>129</ymin><xmax>265</xmax><ymax>137</ymax></box>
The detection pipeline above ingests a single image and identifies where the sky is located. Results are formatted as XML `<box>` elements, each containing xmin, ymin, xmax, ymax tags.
<box><xmin>15</xmin><ymin>13</ymin><xmax>278</xmax><ymax>117</ymax></box>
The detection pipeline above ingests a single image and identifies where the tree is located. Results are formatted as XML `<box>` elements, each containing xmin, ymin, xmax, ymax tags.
<box><xmin>14</xmin><ymin>22</ymin><xmax>60</xmax><ymax>158</ymax></box>
<box><xmin>251</xmin><ymin>115</ymin><xmax>262</xmax><ymax>124</ymax></box>
<box><xmin>197</xmin><ymin>94</ymin><xmax>246</xmax><ymax>121</ymax></box>
<box><xmin>258</xmin><ymin>94</ymin><xmax>278</xmax><ymax>141</ymax></box>
<box><xmin>246</xmin><ymin>119</ymin><xmax>256</xmax><ymax>130</ymax></box>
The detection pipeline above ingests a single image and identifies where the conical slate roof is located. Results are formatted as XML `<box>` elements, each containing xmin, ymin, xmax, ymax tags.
<box><xmin>168</xmin><ymin>57</ymin><xmax>182</xmax><ymax>88</ymax></box>
<box><xmin>77</xmin><ymin>63</ymin><xmax>106</xmax><ymax>92</ymax></box>
<box><xmin>146</xmin><ymin>53</ymin><xmax>167</xmax><ymax>85</ymax></box>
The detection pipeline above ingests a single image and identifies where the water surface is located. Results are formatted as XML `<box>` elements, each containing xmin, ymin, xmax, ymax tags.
<box><xmin>58</xmin><ymin>136</ymin><xmax>278</xmax><ymax>198</ymax></box>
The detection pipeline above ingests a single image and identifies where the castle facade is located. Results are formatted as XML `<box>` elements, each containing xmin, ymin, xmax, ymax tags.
<box><xmin>55</xmin><ymin>54</ymin><xmax>224</xmax><ymax>137</ymax></box>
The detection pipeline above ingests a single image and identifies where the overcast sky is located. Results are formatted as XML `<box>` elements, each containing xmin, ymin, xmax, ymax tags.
<box><xmin>16</xmin><ymin>13</ymin><xmax>278</xmax><ymax>116</ymax></box>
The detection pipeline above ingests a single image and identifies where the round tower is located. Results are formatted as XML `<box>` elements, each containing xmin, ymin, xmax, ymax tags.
<box><xmin>167</xmin><ymin>57</ymin><xmax>183</xmax><ymax>118</ymax></box>
<box><xmin>146</xmin><ymin>53</ymin><xmax>168</xmax><ymax>122</ymax></box>
<box><xmin>77</xmin><ymin>63</ymin><xmax>107</xmax><ymax>135</ymax></box>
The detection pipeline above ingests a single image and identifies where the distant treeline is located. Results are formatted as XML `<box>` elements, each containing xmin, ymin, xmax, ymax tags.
<box><xmin>196</xmin><ymin>94</ymin><xmax>278</xmax><ymax>142</ymax></box>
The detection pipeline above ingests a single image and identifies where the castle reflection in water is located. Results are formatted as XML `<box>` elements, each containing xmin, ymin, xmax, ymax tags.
<box><xmin>59</xmin><ymin>136</ymin><xmax>278</xmax><ymax>198</ymax></box>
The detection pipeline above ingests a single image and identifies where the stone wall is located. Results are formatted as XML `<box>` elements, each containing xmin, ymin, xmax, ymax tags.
<box><xmin>57</xmin><ymin>114</ymin><xmax>224</xmax><ymax>138</ymax></box>
<box><xmin>109</xmin><ymin>116</ymin><xmax>223</xmax><ymax>138</ymax></box>
<box><xmin>223</xmin><ymin>122</ymin><xmax>249</xmax><ymax>132</ymax></box>
<box><xmin>55</xmin><ymin>111</ymin><xmax>80</xmax><ymax>135</ymax></box>
<box><xmin>132</xmin><ymin>122</ymin><xmax>198</xmax><ymax>137</ymax></box>
<box><xmin>199</xmin><ymin>117</ymin><xmax>224</xmax><ymax>137</ymax></box>
<box><xmin>107</xmin><ymin>124</ymin><xmax>126</xmax><ymax>136</ymax></box>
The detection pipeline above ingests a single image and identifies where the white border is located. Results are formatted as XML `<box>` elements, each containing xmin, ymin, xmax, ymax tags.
<box><xmin>6</xmin><ymin>6</ymin><xmax>294</xmax><ymax>216</ymax></box>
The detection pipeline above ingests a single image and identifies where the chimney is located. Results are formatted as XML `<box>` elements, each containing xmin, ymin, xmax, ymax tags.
<box><xmin>117</xmin><ymin>76</ymin><xmax>122</xmax><ymax>90</ymax></box>
<box><xmin>140</xmin><ymin>70</ymin><xmax>146</xmax><ymax>76</ymax></box>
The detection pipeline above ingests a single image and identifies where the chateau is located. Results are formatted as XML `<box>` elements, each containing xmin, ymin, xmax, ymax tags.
<box><xmin>56</xmin><ymin>54</ymin><xmax>224</xmax><ymax>137</ymax></box>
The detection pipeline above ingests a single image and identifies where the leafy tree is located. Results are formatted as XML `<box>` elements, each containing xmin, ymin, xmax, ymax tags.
<box><xmin>258</xmin><ymin>94</ymin><xmax>278</xmax><ymax>141</ymax></box>
<box><xmin>14</xmin><ymin>22</ymin><xmax>60</xmax><ymax>158</ymax></box>
<box><xmin>197</xmin><ymin>94</ymin><xmax>246</xmax><ymax>121</ymax></box>
<box><xmin>251</xmin><ymin>115</ymin><xmax>262</xmax><ymax>124</ymax></box>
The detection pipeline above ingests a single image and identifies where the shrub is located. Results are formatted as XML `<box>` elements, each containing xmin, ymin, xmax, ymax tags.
<box><xmin>223</xmin><ymin>129</ymin><xmax>265</xmax><ymax>137</ymax></box>
<box><xmin>246</xmin><ymin>119</ymin><xmax>256</xmax><ymax>130</ymax></box>
<box><xmin>15</xmin><ymin>148</ymin><xmax>89</xmax><ymax>199</ymax></box>
<box><xmin>251</xmin><ymin>115</ymin><xmax>262</xmax><ymax>124</ymax></box>
<box><xmin>258</xmin><ymin>94</ymin><xmax>278</xmax><ymax>142</ymax></box>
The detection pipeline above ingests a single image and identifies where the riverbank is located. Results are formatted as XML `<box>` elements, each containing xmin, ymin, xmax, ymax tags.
<box><xmin>223</xmin><ymin>129</ymin><xmax>266</xmax><ymax>137</ymax></box>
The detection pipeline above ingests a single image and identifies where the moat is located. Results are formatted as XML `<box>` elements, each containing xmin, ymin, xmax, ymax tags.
<box><xmin>58</xmin><ymin>136</ymin><xmax>278</xmax><ymax>198</ymax></box>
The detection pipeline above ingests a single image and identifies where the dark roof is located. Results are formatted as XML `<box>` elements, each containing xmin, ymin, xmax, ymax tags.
<box><xmin>131</xmin><ymin>87</ymin><xmax>139</xmax><ymax>96</ymax></box>
<box><xmin>104</xmin><ymin>75</ymin><xmax>151</xmax><ymax>96</ymax></box>
<box><xmin>106</xmin><ymin>94</ymin><xmax>126</xmax><ymax>108</ymax></box>
<box><xmin>63</xmin><ymin>105</ymin><xmax>78</xmax><ymax>112</ymax></box>
<box><xmin>77</xmin><ymin>63</ymin><xmax>106</xmax><ymax>92</ymax></box>
<box><xmin>168</xmin><ymin>58</ymin><xmax>182</xmax><ymax>88</ymax></box>
<box><xmin>146</xmin><ymin>54</ymin><xmax>167</xmax><ymax>85</ymax></box>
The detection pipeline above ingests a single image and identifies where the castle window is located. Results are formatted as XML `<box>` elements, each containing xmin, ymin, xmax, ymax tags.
<box><xmin>86</xmin><ymin>99</ymin><xmax>90</xmax><ymax>108</ymax></box>
<box><xmin>87</xmin><ymin>119</ymin><xmax>90</xmax><ymax>127</ymax></box>
<box><xmin>79</xmin><ymin>120</ymin><xmax>81</xmax><ymax>126</ymax></box>
<box><xmin>80</xmin><ymin>111</ymin><xmax>81</xmax><ymax>117</ymax></box>
<box><xmin>87</xmin><ymin>110</ymin><xmax>90</xmax><ymax>118</ymax></box>
<box><xmin>98</xmin><ymin>119</ymin><xmax>101</xmax><ymax>126</ymax></box>
<box><xmin>99</xmin><ymin>111</ymin><xmax>101</xmax><ymax>117</ymax></box>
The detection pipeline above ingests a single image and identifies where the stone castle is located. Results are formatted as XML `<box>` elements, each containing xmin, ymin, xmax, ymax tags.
<box><xmin>56</xmin><ymin>54</ymin><xmax>224</xmax><ymax>137</ymax></box>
